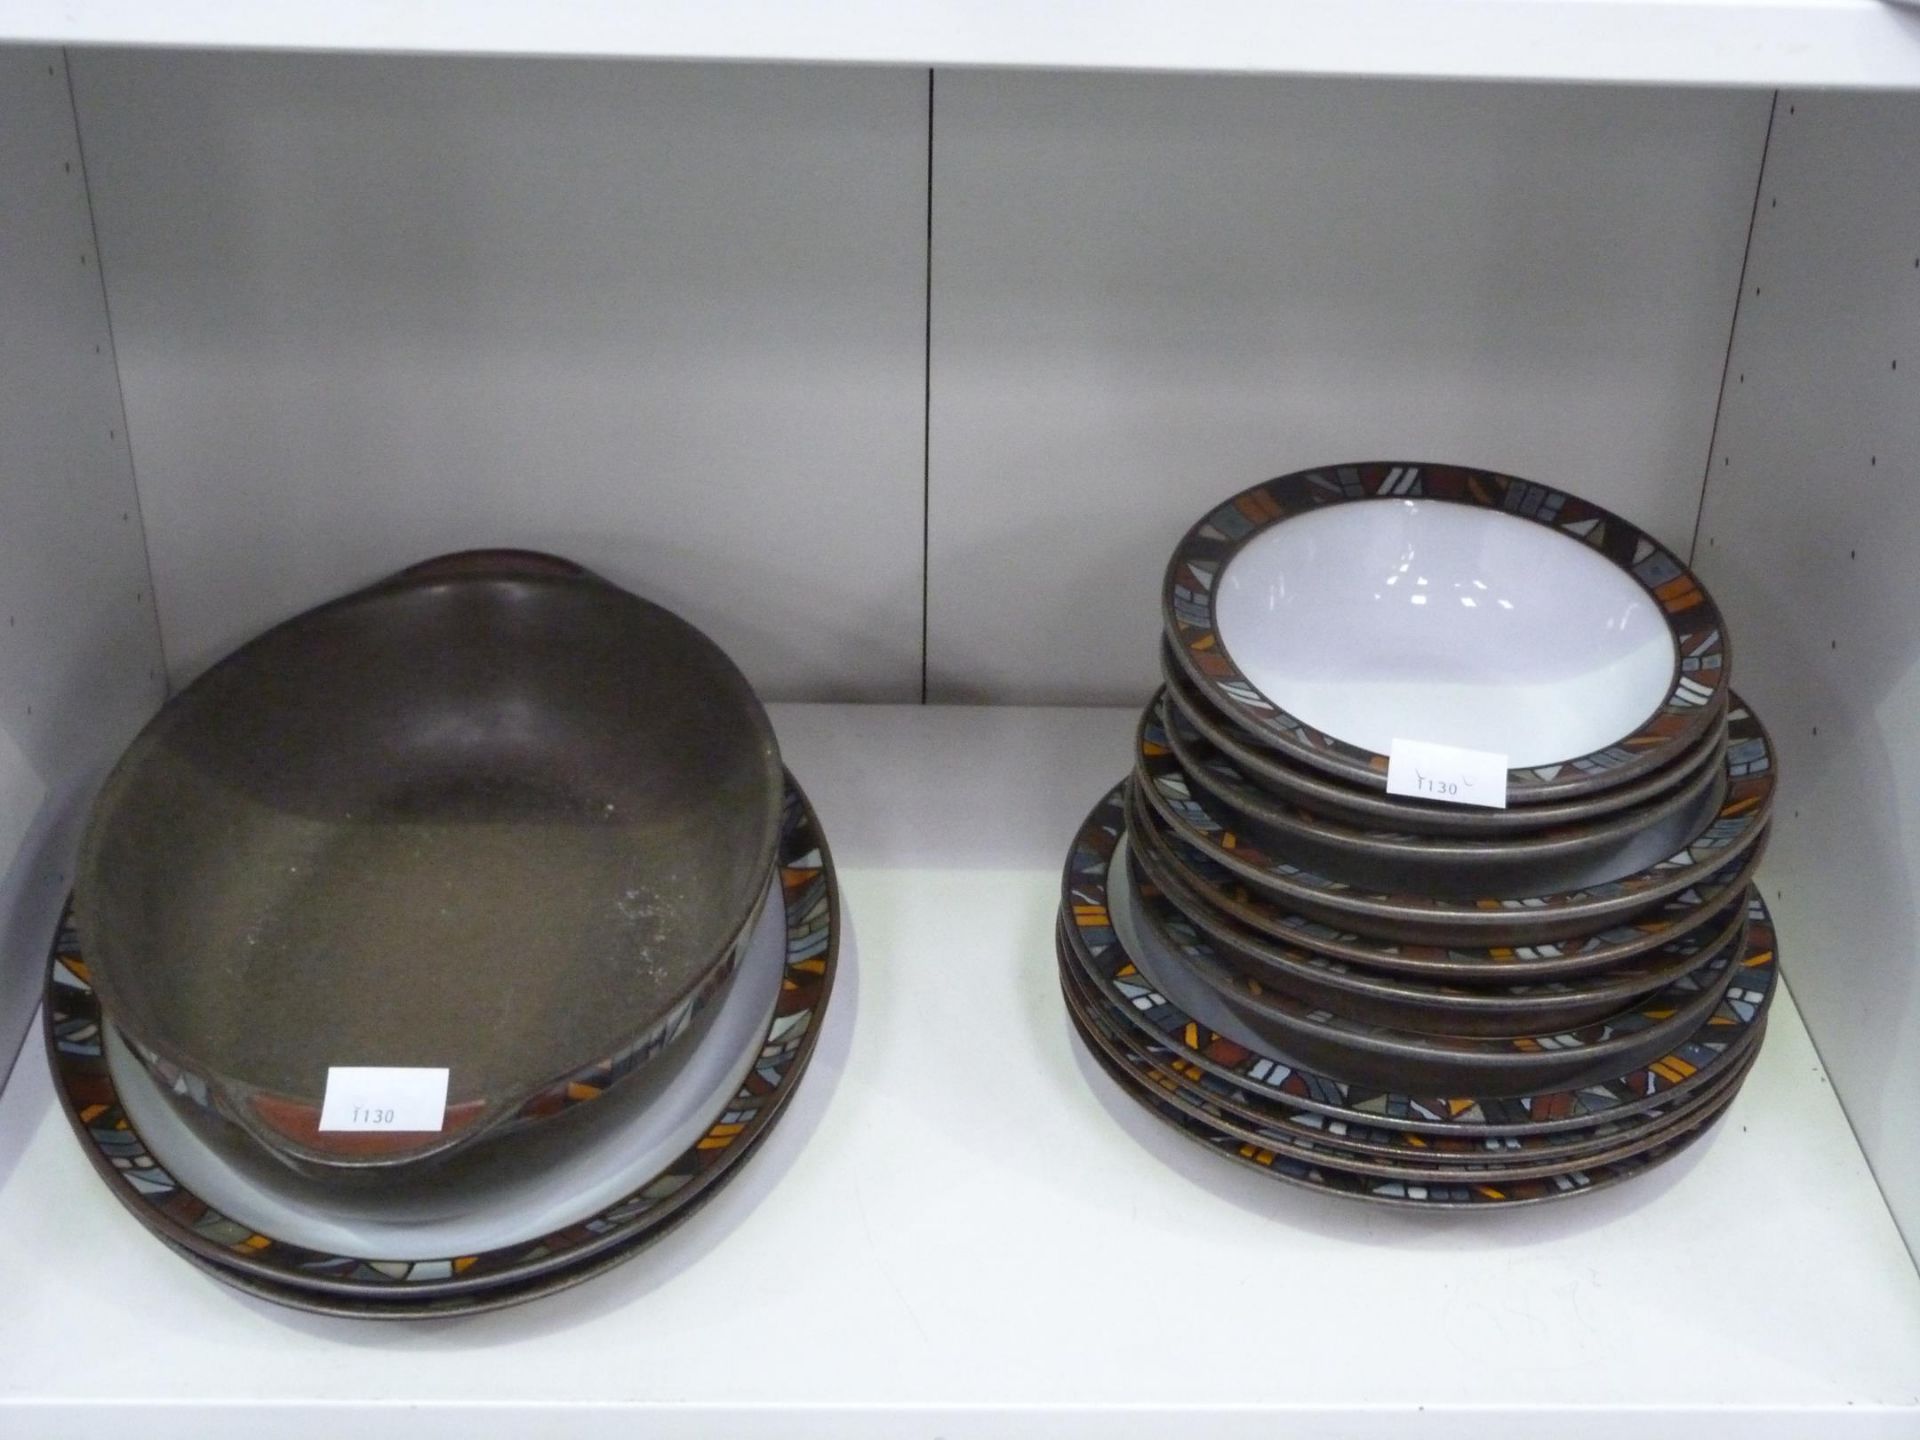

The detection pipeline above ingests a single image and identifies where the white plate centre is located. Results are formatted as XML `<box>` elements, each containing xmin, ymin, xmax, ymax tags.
<box><xmin>1213</xmin><ymin>498</ymin><xmax>1677</xmax><ymax>767</ymax></box>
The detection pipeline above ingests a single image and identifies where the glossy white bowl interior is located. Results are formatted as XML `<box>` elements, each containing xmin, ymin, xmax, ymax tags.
<box><xmin>1212</xmin><ymin>498</ymin><xmax>1677</xmax><ymax>766</ymax></box>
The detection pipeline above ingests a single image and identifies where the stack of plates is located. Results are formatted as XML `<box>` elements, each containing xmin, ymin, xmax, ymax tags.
<box><xmin>1057</xmin><ymin>462</ymin><xmax>1779</xmax><ymax>1207</ymax></box>
<box><xmin>47</xmin><ymin>551</ymin><xmax>840</xmax><ymax>1315</ymax></box>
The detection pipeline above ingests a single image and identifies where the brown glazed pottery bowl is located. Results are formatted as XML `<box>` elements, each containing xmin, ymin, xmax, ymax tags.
<box><xmin>76</xmin><ymin>550</ymin><xmax>782</xmax><ymax>1181</ymax></box>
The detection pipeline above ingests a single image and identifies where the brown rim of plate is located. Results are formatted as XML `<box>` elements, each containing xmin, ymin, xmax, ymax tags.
<box><xmin>1161</xmin><ymin>687</ymin><xmax>1728</xmax><ymax>874</ymax></box>
<box><xmin>1107</xmin><ymin>835</ymin><xmax>1747</xmax><ymax>1100</ymax></box>
<box><xmin>1127</xmin><ymin>830</ymin><xmax>1754</xmax><ymax>1037</ymax></box>
<box><xmin>1059</xmin><ymin>931</ymin><xmax>1745</xmax><ymax>1208</ymax></box>
<box><xmin>1160</xmin><ymin>639</ymin><xmax>1729</xmax><ymax>838</ymax></box>
<box><xmin>1056</xmin><ymin>914</ymin><xmax>1768</xmax><ymax>1166</ymax></box>
<box><xmin>1059</xmin><ymin>937</ymin><xmax>1759</xmax><ymax>1185</ymax></box>
<box><xmin>1122</xmin><ymin>765</ymin><xmax>1770</xmax><ymax>982</ymax></box>
<box><xmin>1131</xmin><ymin>697</ymin><xmax>1775</xmax><ymax>947</ymax></box>
<box><xmin>1062</xmin><ymin>780</ymin><xmax>1780</xmax><ymax>1137</ymax></box>
<box><xmin>143</xmin><ymin>1079</ymin><xmax>794</xmax><ymax>1319</ymax></box>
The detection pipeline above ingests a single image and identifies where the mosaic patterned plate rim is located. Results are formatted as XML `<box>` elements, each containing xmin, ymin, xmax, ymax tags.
<box><xmin>1061</xmin><ymin>948</ymin><xmax>1738</xmax><ymax>1209</ymax></box>
<box><xmin>1063</xmin><ymin>782</ymin><xmax>1779</xmax><ymax>1135</ymax></box>
<box><xmin>45</xmin><ymin>769</ymin><xmax>840</xmax><ymax>1302</ymax></box>
<box><xmin>1161</xmin><ymin>682</ymin><xmax>1729</xmax><ymax>867</ymax></box>
<box><xmin>146</xmin><ymin>1077</ymin><xmax>790</xmax><ymax>1319</ymax></box>
<box><xmin>1158</xmin><ymin>637</ymin><xmax>1730</xmax><ymax>838</ymax></box>
<box><xmin>1128</xmin><ymin>792</ymin><xmax>1753</xmax><ymax>1015</ymax></box>
<box><xmin>1136</xmin><ymin>694</ymin><xmax>1774</xmax><ymax>941</ymax></box>
<box><xmin>1058</xmin><ymin>933</ymin><xmax>1756</xmax><ymax>1185</ymax></box>
<box><xmin>1124</xmin><ymin>765</ymin><xmax>1768</xmax><ymax>982</ymax></box>
<box><xmin>1056</xmin><ymin>916</ymin><xmax>1766</xmax><ymax>1163</ymax></box>
<box><xmin>1118</xmin><ymin>835</ymin><xmax>1745</xmax><ymax>1074</ymax></box>
<box><xmin>1162</xmin><ymin>462</ymin><xmax>1730</xmax><ymax>803</ymax></box>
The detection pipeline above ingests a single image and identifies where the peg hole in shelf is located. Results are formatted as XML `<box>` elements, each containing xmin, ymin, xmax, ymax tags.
<box><xmin>1851</xmin><ymin>549</ymin><xmax>1858</xmax><ymax>559</ymax></box>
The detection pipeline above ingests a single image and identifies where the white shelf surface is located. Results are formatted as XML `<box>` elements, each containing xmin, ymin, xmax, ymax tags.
<box><xmin>0</xmin><ymin>703</ymin><xmax>1916</xmax><ymax>1438</ymax></box>
<box><xmin>5</xmin><ymin>0</ymin><xmax>1920</xmax><ymax>88</ymax></box>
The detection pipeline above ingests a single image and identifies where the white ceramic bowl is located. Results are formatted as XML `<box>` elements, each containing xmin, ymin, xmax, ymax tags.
<box><xmin>1163</xmin><ymin>465</ymin><xmax>1730</xmax><ymax>801</ymax></box>
<box><xmin>1212</xmin><ymin>497</ymin><xmax>1675</xmax><ymax>767</ymax></box>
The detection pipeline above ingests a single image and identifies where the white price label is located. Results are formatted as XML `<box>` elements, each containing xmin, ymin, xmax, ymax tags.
<box><xmin>1385</xmin><ymin>737</ymin><xmax>1510</xmax><ymax>810</ymax></box>
<box><xmin>317</xmin><ymin>1066</ymin><xmax>450</xmax><ymax>1132</ymax></box>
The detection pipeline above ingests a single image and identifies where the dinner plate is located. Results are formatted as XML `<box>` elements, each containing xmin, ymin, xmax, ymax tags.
<box><xmin>1160</xmin><ymin>690</ymin><xmax>1728</xmax><ymax>892</ymax></box>
<box><xmin>1061</xmin><ymin>783</ymin><xmax>1778</xmax><ymax>1134</ymax></box>
<box><xmin>1061</xmin><ymin>942</ymin><xmax>1744</xmax><ymax>1209</ymax></box>
<box><xmin>1160</xmin><ymin>646</ymin><xmax>1728</xmax><ymax>838</ymax></box>
<box><xmin>1163</xmin><ymin>463</ymin><xmax>1729</xmax><ymax>802</ymax></box>
<box><xmin>1134</xmin><ymin>696</ymin><xmax>1775</xmax><ymax>946</ymax></box>
<box><xmin>1059</xmin><ymin>942</ymin><xmax>1757</xmax><ymax>1184</ymax></box>
<box><xmin>1057</xmin><ymin>924</ymin><xmax>1765</xmax><ymax>1167</ymax></box>
<box><xmin>46</xmin><ymin>772</ymin><xmax>840</xmax><ymax>1305</ymax></box>
<box><xmin>1113</xmin><ymin>837</ymin><xmax>1744</xmax><ymax>1097</ymax></box>
<box><xmin>145</xmin><ymin>1073</ymin><xmax>796</xmax><ymax>1320</ymax></box>
<box><xmin>1125</xmin><ymin>770</ymin><xmax>1766</xmax><ymax>982</ymax></box>
<box><xmin>1129</xmin><ymin>813</ymin><xmax>1751</xmax><ymax>1037</ymax></box>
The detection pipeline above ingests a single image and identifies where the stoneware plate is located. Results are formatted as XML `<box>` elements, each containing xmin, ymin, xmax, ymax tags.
<box><xmin>46</xmin><ymin>773</ymin><xmax>839</xmax><ymax>1310</ymax></box>
<box><xmin>1125</xmin><ymin>769</ymin><xmax>1767</xmax><ymax>983</ymax></box>
<box><xmin>1062</xmin><ymin>783</ymin><xmax>1778</xmax><ymax>1135</ymax></box>
<box><xmin>1163</xmin><ymin>462</ymin><xmax>1729</xmax><ymax>803</ymax></box>
<box><xmin>1114</xmin><ymin>836</ymin><xmax>1745</xmax><ymax>1097</ymax></box>
<box><xmin>1128</xmin><ymin>814</ymin><xmax>1752</xmax><ymax>1037</ymax></box>
<box><xmin>1159</xmin><ymin>691</ymin><xmax>1728</xmax><ymax>892</ymax></box>
<box><xmin>147</xmin><ymin>1088</ymin><xmax>791</xmax><ymax>1320</ymax></box>
<box><xmin>1059</xmin><ymin>941</ymin><xmax>1757</xmax><ymax>1184</ymax></box>
<box><xmin>1134</xmin><ymin>696</ymin><xmax>1775</xmax><ymax>946</ymax></box>
<box><xmin>1061</xmin><ymin>939</ymin><xmax>1747</xmax><ymax>1208</ymax></box>
<box><xmin>1058</xmin><ymin>922</ymin><xmax>1765</xmax><ymax>1168</ymax></box>
<box><xmin>1160</xmin><ymin>646</ymin><xmax>1728</xmax><ymax>838</ymax></box>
